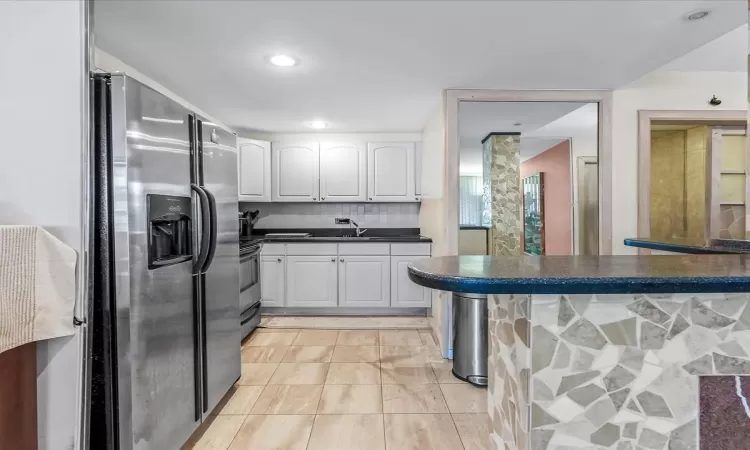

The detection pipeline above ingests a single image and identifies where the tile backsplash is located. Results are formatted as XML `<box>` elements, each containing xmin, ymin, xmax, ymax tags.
<box><xmin>240</xmin><ymin>202</ymin><xmax>420</xmax><ymax>229</ymax></box>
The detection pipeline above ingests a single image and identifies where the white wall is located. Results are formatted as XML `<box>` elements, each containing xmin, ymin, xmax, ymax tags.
<box><xmin>95</xmin><ymin>47</ymin><xmax>229</xmax><ymax>129</ymax></box>
<box><xmin>241</xmin><ymin>202</ymin><xmax>420</xmax><ymax>229</ymax></box>
<box><xmin>611</xmin><ymin>71</ymin><xmax>747</xmax><ymax>254</ymax></box>
<box><xmin>419</xmin><ymin>100</ymin><xmax>452</xmax><ymax>357</ymax></box>
<box><xmin>0</xmin><ymin>2</ymin><xmax>85</xmax><ymax>449</ymax></box>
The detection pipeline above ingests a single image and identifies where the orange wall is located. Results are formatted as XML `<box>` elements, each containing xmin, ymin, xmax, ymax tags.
<box><xmin>520</xmin><ymin>140</ymin><xmax>572</xmax><ymax>255</ymax></box>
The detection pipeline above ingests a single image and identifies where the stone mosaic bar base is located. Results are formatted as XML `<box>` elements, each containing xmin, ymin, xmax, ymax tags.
<box><xmin>488</xmin><ymin>293</ymin><xmax>750</xmax><ymax>450</ymax></box>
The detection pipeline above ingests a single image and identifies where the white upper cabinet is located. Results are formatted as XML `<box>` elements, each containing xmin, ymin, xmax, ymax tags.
<box><xmin>319</xmin><ymin>142</ymin><xmax>366</xmax><ymax>202</ymax></box>
<box><xmin>238</xmin><ymin>138</ymin><xmax>272</xmax><ymax>202</ymax></box>
<box><xmin>367</xmin><ymin>142</ymin><xmax>416</xmax><ymax>202</ymax></box>
<box><xmin>338</xmin><ymin>256</ymin><xmax>390</xmax><ymax>307</ymax></box>
<box><xmin>272</xmin><ymin>141</ymin><xmax>320</xmax><ymax>202</ymax></box>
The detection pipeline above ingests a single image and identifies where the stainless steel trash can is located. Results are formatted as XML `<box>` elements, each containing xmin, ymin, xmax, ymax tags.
<box><xmin>452</xmin><ymin>293</ymin><xmax>488</xmax><ymax>387</ymax></box>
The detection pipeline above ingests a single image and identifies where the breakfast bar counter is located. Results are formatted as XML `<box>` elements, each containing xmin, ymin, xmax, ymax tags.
<box><xmin>408</xmin><ymin>255</ymin><xmax>750</xmax><ymax>450</ymax></box>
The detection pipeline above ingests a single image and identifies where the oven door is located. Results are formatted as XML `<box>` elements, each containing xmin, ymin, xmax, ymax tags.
<box><xmin>239</xmin><ymin>246</ymin><xmax>261</xmax><ymax>312</ymax></box>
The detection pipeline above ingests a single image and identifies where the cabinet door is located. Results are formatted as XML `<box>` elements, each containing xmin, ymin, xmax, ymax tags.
<box><xmin>238</xmin><ymin>138</ymin><xmax>271</xmax><ymax>202</ymax></box>
<box><xmin>338</xmin><ymin>256</ymin><xmax>390</xmax><ymax>308</ymax></box>
<box><xmin>260</xmin><ymin>255</ymin><xmax>285</xmax><ymax>307</ymax></box>
<box><xmin>367</xmin><ymin>142</ymin><xmax>416</xmax><ymax>202</ymax></box>
<box><xmin>415</xmin><ymin>141</ymin><xmax>423</xmax><ymax>198</ymax></box>
<box><xmin>390</xmin><ymin>255</ymin><xmax>431</xmax><ymax>308</ymax></box>
<box><xmin>272</xmin><ymin>141</ymin><xmax>320</xmax><ymax>202</ymax></box>
<box><xmin>286</xmin><ymin>256</ymin><xmax>337</xmax><ymax>307</ymax></box>
<box><xmin>320</xmin><ymin>141</ymin><xmax>366</xmax><ymax>202</ymax></box>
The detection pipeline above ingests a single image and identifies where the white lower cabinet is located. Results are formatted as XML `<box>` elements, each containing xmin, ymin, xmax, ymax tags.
<box><xmin>260</xmin><ymin>255</ymin><xmax>285</xmax><ymax>307</ymax></box>
<box><xmin>338</xmin><ymin>256</ymin><xmax>390</xmax><ymax>307</ymax></box>
<box><xmin>285</xmin><ymin>256</ymin><xmax>338</xmax><ymax>307</ymax></box>
<box><xmin>390</xmin><ymin>255</ymin><xmax>431</xmax><ymax>308</ymax></box>
<box><xmin>260</xmin><ymin>243</ymin><xmax>431</xmax><ymax>310</ymax></box>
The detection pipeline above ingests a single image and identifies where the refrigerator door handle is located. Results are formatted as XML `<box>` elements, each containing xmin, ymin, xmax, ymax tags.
<box><xmin>191</xmin><ymin>184</ymin><xmax>211</xmax><ymax>274</ymax></box>
<box><xmin>202</xmin><ymin>187</ymin><xmax>218</xmax><ymax>271</ymax></box>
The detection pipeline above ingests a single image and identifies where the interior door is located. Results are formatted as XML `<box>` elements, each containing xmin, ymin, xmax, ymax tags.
<box><xmin>577</xmin><ymin>157</ymin><xmax>599</xmax><ymax>256</ymax></box>
<box><xmin>709</xmin><ymin>128</ymin><xmax>748</xmax><ymax>239</ymax></box>
<box><xmin>272</xmin><ymin>141</ymin><xmax>320</xmax><ymax>201</ymax></box>
<box><xmin>320</xmin><ymin>141</ymin><xmax>366</xmax><ymax>202</ymax></box>
<box><xmin>199</xmin><ymin>120</ymin><xmax>241</xmax><ymax>417</ymax></box>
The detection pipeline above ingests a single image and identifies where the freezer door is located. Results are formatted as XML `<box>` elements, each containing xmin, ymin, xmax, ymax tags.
<box><xmin>111</xmin><ymin>75</ymin><xmax>200</xmax><ymax>450</ymax></box>
<box><xmin>199</xmin><ymin>120</ymin><xmax>241</xmax><ymax>415</ymax></box>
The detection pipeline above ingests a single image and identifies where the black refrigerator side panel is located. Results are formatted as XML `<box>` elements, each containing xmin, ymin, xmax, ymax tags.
<box><xmin>89</xmin><ymin>74</ymin><xmax>119</xmax><ymax>450</ymax></box>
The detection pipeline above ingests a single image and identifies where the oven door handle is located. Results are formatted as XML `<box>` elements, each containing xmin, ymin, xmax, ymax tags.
<box><xmin>241</xmin><ymin>302</ymin><xmax>261</xmax><ymax>325</ymax></box>
<box><xmin>240</xmin><ymin>247</ymin><xmax>262</xmax><ymax>262</ymax></box>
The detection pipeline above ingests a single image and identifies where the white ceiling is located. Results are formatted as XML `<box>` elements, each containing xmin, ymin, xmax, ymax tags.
<box><xmin>657</xmin><ymin>24</ymin><xmax>748</xmax><ymax>72</ymax></box>
<box><xmin>458</xmin><ymin>102</ymin><xmax>598</xmax><ymax>173</ymax></box>
<box><xmin>95</xmin><ymin>0</ymin><xmax>747</xmax><ymax>133</ymax></box>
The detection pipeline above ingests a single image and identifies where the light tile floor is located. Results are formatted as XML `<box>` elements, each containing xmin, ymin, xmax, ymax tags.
<box><xmin>184</xmin><ymin>328</ymin><xmax>490</xmax><ymax>450</ymax></box>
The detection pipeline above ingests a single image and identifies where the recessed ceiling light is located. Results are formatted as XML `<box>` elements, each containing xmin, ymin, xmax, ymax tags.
<box><xmin>685</xmin><ymin>10</ymin><xmax>710</xmax><ymax>21</ymax></box>
<box><xmin>306</xmin><ymin>120</ymin><xmax>328</xmax><ymax>129</ymax></box>
<box><xmin>270</xmin><ymin>54</ymin><xmax>297</xmax><ymax>67</ymax></box>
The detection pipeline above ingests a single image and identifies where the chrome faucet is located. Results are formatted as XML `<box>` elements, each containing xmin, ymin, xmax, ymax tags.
<box><xmin>335</xmin><ymin>217</ymin><xmax>368</xmax><ymax>236</ymax></box>
<box><xmin>350</xmin><ymin>220</ymin><xmax>367</xmax><ymax>237</ymax></box>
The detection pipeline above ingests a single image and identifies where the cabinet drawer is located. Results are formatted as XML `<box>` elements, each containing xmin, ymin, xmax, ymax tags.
<box><xmin>338</xmin><ymin>243</ymin><xmax>390</xmax><ymax>255</ymax></box>
<box><xmin>286</xmin><ymin>243</ymin><xmax>337</xmax><ymax>255</ymax></box>
<box><xmin>390</xmin><ymin>243</ymin><xmax>431</xmax><ymax>256</ymax></box>
<box><xmin>261</xmin><ymin>243</ymin><xmax>286</xmax><ymax>255</ymax></box>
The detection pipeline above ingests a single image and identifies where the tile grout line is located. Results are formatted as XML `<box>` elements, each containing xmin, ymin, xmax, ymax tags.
<box><xmin>449</xmin><ymin>412</ymin><xmax>468</xmax><ymax>450</ymax></box>
<box><xmin>224</xmin><ymin>414</ymin><xmax>248</xmax><ymax>450</ymax></box>
<box><xmin>381</xmin><ymin>408</ymin><xmax>387</xmax><ymax>450</ymax></box>
<box><xmin>304</xmin><ymin>414</ymin><xmax>316</xmax><ymax>450</ymax></box>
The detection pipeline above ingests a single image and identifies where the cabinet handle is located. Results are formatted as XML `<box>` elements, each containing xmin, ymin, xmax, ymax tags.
<box><xmin>415</xmin><ymin>197</ymin><xmax>418</xmax><ymax>200</ymax></box>
<box><xmin>331</xmin><ymin>258</ymin><xmax>335</xmax><ymax>262</ymax></box>
<box><xmin>277</xmin><ymin>258</ymin><xmax>282</xmax><ymax>262</ymax></box>
<box><xmin>313</xmin><ymin>197</ymin><xmax>317</xmax><ymax>201</ymax></box>
<box><xmin>340</xmin><ymin>258</ymin><xmax>344</xmax><ymax>262</ymax></box>
<box><xmin>369</xmin><ymin>197</ymin><xmax>372</xmax><ymax>201</ymax></box>
<box><xmin>322</xmin><ymin>197</ymin><xmax>325</xmax><ymax>200</ymax></box>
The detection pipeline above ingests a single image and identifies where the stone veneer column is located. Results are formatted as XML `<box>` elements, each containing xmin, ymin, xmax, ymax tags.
<box><xmin>482</xmin><ymin>133</ymin><xmax>521</xmax><ymax>256</ymax></box>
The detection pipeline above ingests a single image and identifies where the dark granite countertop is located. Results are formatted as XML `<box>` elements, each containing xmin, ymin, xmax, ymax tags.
<box><xmin>624</xmin><ymin>237</ymin><xmax>750</xmax><ymax>254</ymax></box>
<box><xmin>408</xmin><ymin>255</ymin><xmax>750</xmax><ymax>294</ymax></box>
<box><xmin>251</xmin><ymin>228</ymin><xmax>432</xmax><ymax>243</ymax></box>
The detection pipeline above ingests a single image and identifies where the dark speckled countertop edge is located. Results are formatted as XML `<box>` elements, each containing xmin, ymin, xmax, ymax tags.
<box><xmin>624</xmin><ymin>238</ymin><xmax>745</xmax><ymax>254</ymax></box>
<box><xmin>407</xmin><ymin>265</ymin><xmax>750</xmax><ymax>295</ymax></box>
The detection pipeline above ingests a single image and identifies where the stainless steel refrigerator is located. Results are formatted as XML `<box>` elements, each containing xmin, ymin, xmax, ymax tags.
<box><xmin>89</xmin><ymin>73</ymin><xmax>241</xmax><ymax>450</ymax></box>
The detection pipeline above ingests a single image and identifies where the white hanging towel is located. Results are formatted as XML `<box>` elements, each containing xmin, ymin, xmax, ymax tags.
<box><xmin>0</xmin><ymin>225</ymin><xmax>77</xmax><ymax>354</ymax></box>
